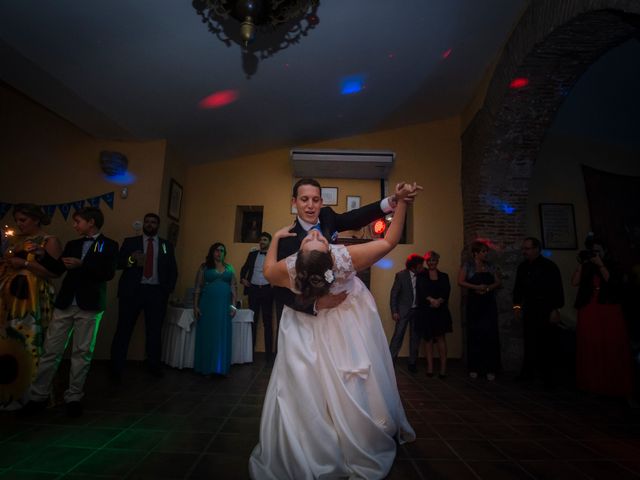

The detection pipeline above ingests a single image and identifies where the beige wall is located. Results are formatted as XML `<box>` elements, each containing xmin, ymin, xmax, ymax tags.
<box><xmin>527</xmin><ymin>134</ymin><xmax>640</xmax><ymax>325</ymax></box>
<box><xmin>178</xmin><ymin>117</ymin><xmax>465</xmax><ymax>357</ymax></box>
<box><xmin>1</xmin><ymin>84</ymin><xmax>168</xmax><ymax>360</ymax></box>
<box><xmin>2</xmin><ymin>82</ymin><xmax>466</xmax><ymax>360</ymax></box>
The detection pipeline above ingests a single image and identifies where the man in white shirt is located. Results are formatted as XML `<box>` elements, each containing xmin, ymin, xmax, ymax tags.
<box><xmin>240</xmin><ymin>232</ymin><xmax>275</xmax><ymax>357</ymax></box>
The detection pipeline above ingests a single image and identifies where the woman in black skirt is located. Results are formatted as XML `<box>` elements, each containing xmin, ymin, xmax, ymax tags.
<box><xmin>417</xmin><ymin>251</ymin><xmax>452</xmax><ymax>378</ymax></box>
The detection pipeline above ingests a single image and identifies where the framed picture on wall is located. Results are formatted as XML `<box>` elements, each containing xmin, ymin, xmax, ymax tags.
<box><xmin>167</xmin><ymin>179</ymin><xmax>183</xmax><ymax>222</ymax></box>
<box><xmin>321</xmin><ymin>187</ymin><xmax>338</xmax><ymax>206</ymax></box>
<box><xmin>346</xmin><ymin>196</ymin><xmax>361</xmax><ymax>211</ymax></box>
<box><xmin>539</xmin><ymin>203</ymin><xmax>578</xmax><ymax>249</ymax></box>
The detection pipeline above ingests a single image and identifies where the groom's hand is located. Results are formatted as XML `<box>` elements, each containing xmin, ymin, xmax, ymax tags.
<box><xmin>315</xmin><ymin>291</ymin><xmax>348</xmax><ymax>311</ymax></box>
<box><xmin>390</xmin><ymin>182</ymin><xmax>423</xmax><ymax>206</ymax></box>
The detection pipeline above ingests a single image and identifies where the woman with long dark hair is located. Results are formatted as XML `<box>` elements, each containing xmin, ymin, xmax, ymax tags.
<box><xmin>249</xmin><ymin>184</ymin><xmax>418</xmax><ymax>480</ymax></box>
<box><xmin>193</xmin><ymin>242</ymin><xmax>237</xmax><ymax>376</ymax></box>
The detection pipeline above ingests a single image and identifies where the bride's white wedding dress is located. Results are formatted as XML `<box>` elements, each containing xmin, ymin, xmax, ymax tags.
<box><xmin>249</xmin><ymin>245</ymin><xmax>415</xmax><ymax>480</ymax></box>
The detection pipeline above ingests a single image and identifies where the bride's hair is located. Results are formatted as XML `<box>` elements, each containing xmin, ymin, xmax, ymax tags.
<box><xmin>295</xmin><ymin>250</ymin><xmax>333</xmax><ymax>305</ymax></box>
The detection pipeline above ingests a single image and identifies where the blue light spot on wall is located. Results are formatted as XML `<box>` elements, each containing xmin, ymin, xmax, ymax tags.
<box><xmin>103</xmin><ymin>171</ymin><xmax>137</xmax><ymax>185</ymax></box>
<box><xmin>501</xmin><ymin>203</ymin><xmax>515</xmax><ymax>214</ymax></box>
<box><xmin>542</xmin><ymin>249</ymin><xmax>552</xmax><ymax>257</ymax></box>
<box><xmin>482</xmin><ymin>194</ymin><xmax>516</xmax><ymax>215</ymax></box>
<box><xmin>340</xmin><ymin>74</ymin><xmax>366</xmax><ymax>95</ymax></box>
<box><xmin>374</xmin><ymin>258</ymin><xmax>394</xmax><ymax>269</ymax></box>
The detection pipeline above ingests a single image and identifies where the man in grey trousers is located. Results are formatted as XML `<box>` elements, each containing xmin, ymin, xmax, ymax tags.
<box><xmin>389</xmin><ymin>253</ymin><xmax>424</xmax><ymax>372</ymax></box>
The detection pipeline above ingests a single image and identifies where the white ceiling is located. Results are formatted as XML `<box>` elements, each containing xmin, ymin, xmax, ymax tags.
<box><xmin>0</xmin><ymin>0</ymin><xmax>528</xmax><ymax>163</ymax></box>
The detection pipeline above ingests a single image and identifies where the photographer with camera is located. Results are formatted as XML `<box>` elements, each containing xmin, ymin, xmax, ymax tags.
<box><xmin>572</xmin><ymin>233</ymin><xmax>632</xmax><ymax>398</ymax></box>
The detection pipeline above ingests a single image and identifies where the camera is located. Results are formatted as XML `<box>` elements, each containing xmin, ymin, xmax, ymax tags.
<box><xmin>577</xmin><ymin>250</ymin><xmax>597</xmax><ymax>264</ymax></box>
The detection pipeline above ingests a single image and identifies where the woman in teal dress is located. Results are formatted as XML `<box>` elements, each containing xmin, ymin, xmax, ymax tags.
<box><xmin>193</xmin><ymin>243</ymin><xmax>237</xmax><ymax>376</ymax></box>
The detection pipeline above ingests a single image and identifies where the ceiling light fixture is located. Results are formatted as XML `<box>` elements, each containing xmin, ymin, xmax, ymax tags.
<box><xmin>193</xmin><ymin>0</ymin><xmax>320</xmax><ymax>78</ymax></box>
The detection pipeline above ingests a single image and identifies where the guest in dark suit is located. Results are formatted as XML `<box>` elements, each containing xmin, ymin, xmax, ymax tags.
<box><xmin>389</xmin><ymin>254</ymin><xmax>424</xmax><ymax>372</ymax></box>
<box><xmin>275</xmin><ymin>178</ymin><xmax>421</xmax><ymax>320</ymax></box>
<box><xmin>110</xmin><ymin>213</ymin><xmax>178</xmax><ymax>379</ymax></box>
<box><xmin>24</xmin><ymin>207</ymin><xmax>118</xmax><ymax>417</ymax></box>
<box><xmin>513</xmin><ymin>237</ymin><xmax>564</xmax><ymax>386</ymax></box>
<box><xmin>240</xmin><ymin>232</ymin><xmax>275</xmax><ymax>356</ymax></box>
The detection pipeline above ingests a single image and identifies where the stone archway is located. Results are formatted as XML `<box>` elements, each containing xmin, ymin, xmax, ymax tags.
<box><xmin>461</xmin><ymin>0</ymin><xmax>640</xmax><ymax>370</ymax></box>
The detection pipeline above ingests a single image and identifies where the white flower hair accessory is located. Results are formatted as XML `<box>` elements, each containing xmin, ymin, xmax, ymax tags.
<box><xmin>324</xmin><ymin>269</ymin><xmax>335</xmax><ymax>284</ymax></box>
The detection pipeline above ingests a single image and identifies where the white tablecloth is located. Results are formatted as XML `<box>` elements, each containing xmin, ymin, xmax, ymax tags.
<box><xmin>161</xmin><ymin>306</ymin><xmax>254</xmax><ymax>369</ymax></box>
<box><xmin>231</xmin><ymin>308</ymin><xmax>254</xmax><ymax>365</ymax></box>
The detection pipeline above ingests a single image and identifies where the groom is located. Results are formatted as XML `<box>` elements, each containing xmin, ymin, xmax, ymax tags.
<box><xmin>276</xmin><ymin>178</ymin><xmax>420</xmax><ymax>320</ymax></box>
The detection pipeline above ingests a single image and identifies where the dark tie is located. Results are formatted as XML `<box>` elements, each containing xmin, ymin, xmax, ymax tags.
<box><xmin>258</xmin><ymin>252</ymin><xmax>266</xmax><ymax>255</ymax></box>
<box><xmin>144</xmin><ymin>238</ymin><xmax>154</xmax><ymax>278</ymax></box>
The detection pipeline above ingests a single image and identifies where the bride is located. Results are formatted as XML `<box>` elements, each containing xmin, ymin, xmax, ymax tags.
<box><xmin>249</xmin><ymin>185</ymin><xmax>416</xmax><ymax>479</ymax></box>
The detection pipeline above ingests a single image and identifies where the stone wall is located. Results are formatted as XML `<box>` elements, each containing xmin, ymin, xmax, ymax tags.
<box><xmin>461</xmin><ymin>0</ymin><xmax>640</xmax><ymax>370</ymax></box>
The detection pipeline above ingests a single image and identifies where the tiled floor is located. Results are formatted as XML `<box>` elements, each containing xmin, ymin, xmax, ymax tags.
<box><xmin>1</xmin><ymin>357</ymin><xmax>639</xmax><ymax>479</ymax></box>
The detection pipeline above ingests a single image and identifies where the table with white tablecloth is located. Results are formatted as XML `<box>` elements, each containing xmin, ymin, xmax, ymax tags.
<box><xmin>161</xmin><ymin>306</ymin><xmax>254</xmax><ymax>369</ymax></box>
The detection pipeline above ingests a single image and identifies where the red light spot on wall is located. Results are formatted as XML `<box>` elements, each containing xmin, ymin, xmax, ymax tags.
<box><xmin>199</xmin><ymin>90</ymin><xmax>239</xmax><ymax>109</ymax></box>
<box><xmin>441</xmin><ymin>48</ymin><xmax>452</xmax><ymax>59</ymax></box>
<box><xmin>509</xmin><ymin>77</ymin><xmax>529</xmax><ymax>89</ymax></box>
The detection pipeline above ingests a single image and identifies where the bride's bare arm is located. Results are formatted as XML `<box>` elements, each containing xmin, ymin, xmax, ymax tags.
<box><xmin>263</xmin><ymin>224</ymin><xmax>296</xmax><ymax>288</ymax></box>
<box><xmin>348</xmin><ymin>184</ymin><xmax>415</xmax><ymax>271</ymax></box>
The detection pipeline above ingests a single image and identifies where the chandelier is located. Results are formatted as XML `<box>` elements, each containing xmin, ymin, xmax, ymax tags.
<box><xmin>193</xmin><ymin>0</ymin><xmax>320</xmax><ymax>77</ymax></box>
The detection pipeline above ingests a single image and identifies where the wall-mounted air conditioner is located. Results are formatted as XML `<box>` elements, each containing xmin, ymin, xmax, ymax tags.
<box><xmin>290</xmin><ymin>149</ymin><xmax>395</xmax><ymax>179</ymax></box>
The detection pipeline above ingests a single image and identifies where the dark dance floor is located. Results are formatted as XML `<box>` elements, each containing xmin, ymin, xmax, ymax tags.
<box><xmin>1</xmin><ymin>357</ymin><xmax>639</xmax><ymax>479</ymax></box>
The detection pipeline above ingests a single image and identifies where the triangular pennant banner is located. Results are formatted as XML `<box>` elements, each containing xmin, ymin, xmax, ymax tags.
<box><xmin>101</xmin><ymin>192</ymin><xmax>115</xmax><ymax>209</ymax></box>
<box><xmin>0</xmin><ymin>202</ymin><xmax>11</xmax><ymax>220</ymax></box>
<box><xmin>86</xmin><ymin>196</ymin><xmax>101</xmax><ymax>207</ymax></box>
<box><xmin>72</xmin><ymin>200</ymin><xmax>85</xmax><ymax>211</ymax></box>
<box><xmin>41</xmin><ymin>205</ymin><xmax>56</xmax><ymax>220</ymax></box>
<box><xmin>59</xmin><ymin>203</ymin><xmax>72</xmax><ymax>220</ymax></box>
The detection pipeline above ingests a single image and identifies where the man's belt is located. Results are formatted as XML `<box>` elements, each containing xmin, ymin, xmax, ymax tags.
<box><xmin>251</xmin><ymin>283</ymin><xmax>271</xmax><ymax>289</ymax></box>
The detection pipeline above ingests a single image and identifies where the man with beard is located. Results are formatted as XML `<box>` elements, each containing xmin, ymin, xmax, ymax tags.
<box><xmin>110</xmin><ymin>213</ymin><xmax>178</xmax><ymax>381</ymax></box>
<box><xmin>240</xmin><ymin>232</ymin><xmax>276</xmax><ymax>358</ymax></box>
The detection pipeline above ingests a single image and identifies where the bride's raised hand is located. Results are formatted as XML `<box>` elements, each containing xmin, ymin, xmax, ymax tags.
<box><xmin>274</xmin><ymin>223</ymin><xmax>297</xmax><ymax>240</ymax></box>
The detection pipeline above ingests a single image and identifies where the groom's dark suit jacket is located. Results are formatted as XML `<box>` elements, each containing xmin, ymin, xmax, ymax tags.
<box><xmin>276</xmin><ymin>201</ymin><xmax>385</xmax><ymax>314</ymax></box>
<box><xmin>54</xmin><ymin>234</ymin><xmax>119</xmax><ymax>311</ymax></box>
<box><xmin>117</xmin><ymin>236</ymin><xmax>178</xmax><ymax>299</ymax></box>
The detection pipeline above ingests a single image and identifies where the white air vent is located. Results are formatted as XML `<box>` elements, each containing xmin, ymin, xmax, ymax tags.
<box><xmin>290</xmin><ymin>149</ymin><xmax>395</xmax><ymax>179</ymax></box>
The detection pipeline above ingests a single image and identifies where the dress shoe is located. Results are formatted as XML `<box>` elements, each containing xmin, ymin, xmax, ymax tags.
<box><xmin>65</xmin><ymin>401</ymin><xmax>83</xmax><ymax>418</ymax></box>
<box><xmin>439</xmin><ymin>373</ymin><xmax>447</xmax><ymax>380</ymax></box>
<box><xmin>426</xmin><ymin>371</ymin><xmax>434</xmax><ymax>378</ymax></box>
<box><xmin>18</xmin><ymin>400</ymin><xmax>48</xmax><ymax>416</ymax></box>
<box><xmin>408</xmin><ymin>363</ymin><xmax>417</xmax><ymax>373</ymax></box>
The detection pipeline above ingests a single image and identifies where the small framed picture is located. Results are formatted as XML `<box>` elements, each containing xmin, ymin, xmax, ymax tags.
<box><xmin>346</xmin><ymin>196</ymin><xmax>361</xmax><ymax>211</ymax></box>
<box><xmin>321</xmin><ymin>187</ymin><xmax>338</xmax><ymax>206</ymax></box>
<box><xmin>539</xmin><ymin>203</ymin><xmax>578</xmax><ymax>249</ymax></box>
<box><xmin>167</xmin><ymin>179</ymin><xmax>183</xmax><ymax>222</ymax></box>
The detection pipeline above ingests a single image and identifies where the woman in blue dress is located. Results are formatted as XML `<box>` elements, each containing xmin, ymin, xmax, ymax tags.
<box><xmin>457</xmin><ymin>241</ymin><xmax>501</xmax><ymax>381</ymax></box>
<box><xmin>193</xmin><ymin>242</ymin><xmax>237</xmax><ymax>376</ymax></box>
